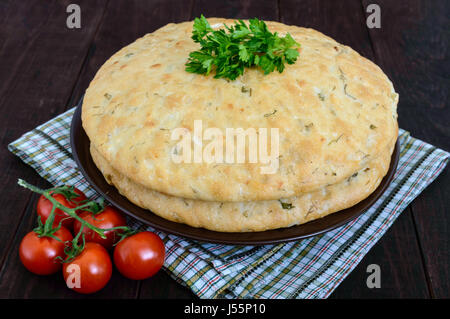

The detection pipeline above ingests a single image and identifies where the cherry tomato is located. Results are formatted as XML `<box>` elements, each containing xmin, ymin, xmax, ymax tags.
<box><xmin>62</xmin><ymin>242</ymin><xmax>112</xmax><ymax>294</ymax></box>
<box><xmin>19</xmin><ymin>227</ymin><xmax>73</xmax><ymax>275</ymax></box>
<box><xmin>113</xmin><ymin>231</ymin><xmax>165</xmax><ymax>280</ymax></box>
<box><xmin>37</xmin><ymin>187</ymin><xmax>87</xmax><ymax>230</ymax></box>
<box><xmin>73</xmin><ymin>206</ymin><xmax>127</xmax><ymax>249</ymax></box>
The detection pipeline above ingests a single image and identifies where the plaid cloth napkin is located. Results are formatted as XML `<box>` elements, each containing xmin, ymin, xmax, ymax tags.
<box><xmin>8</xmin><ymin>107</ymin><xmax>449</xmax><ymax>299</ymax></box>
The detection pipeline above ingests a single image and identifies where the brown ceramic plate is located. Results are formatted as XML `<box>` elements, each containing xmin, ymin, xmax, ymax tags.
<box><xmin>71</xmin><ymin>98</ymin><xmax>399</xmax><ymax>245</ymax></box>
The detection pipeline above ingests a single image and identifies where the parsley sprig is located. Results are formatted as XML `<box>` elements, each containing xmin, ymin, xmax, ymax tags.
<box><xmin>185</xmin><ymin>15</ymin><xmax>300</xmax><ymax>80</ymax></box>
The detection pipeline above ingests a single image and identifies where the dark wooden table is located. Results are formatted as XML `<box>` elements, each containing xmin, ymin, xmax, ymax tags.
<box><xmin>0</xmin><ymin>0</ymin><xmax>448</xmax><ymax>299</ymax></box>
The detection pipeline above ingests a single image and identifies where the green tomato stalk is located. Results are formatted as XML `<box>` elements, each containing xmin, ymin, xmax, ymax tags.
<box><xmin>18</xmin><ymin>179</ymin><xmax>131</xmax><ymax>262</ymax></box>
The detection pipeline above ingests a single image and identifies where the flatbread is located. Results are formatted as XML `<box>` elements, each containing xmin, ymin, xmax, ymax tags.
<box><xmin>82</xmin><ymin>18</ymin><xmax>399</xmax><ymax>202</ymax></box>
<box><xmin>91</xmin><ymin>143</ymin><xmax>393</xmax><ymax>232</ymax></box>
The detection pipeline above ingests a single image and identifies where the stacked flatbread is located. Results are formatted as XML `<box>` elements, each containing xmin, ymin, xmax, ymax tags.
<box><xmin>82</xmin><ymin>18</ymin><xmax>398</xmax><ymax>232</ymax></box>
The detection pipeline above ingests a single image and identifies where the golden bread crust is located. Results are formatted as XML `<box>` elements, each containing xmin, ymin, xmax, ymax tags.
<box><xmin>91</xmin><ymin>143</ymin><xmax>393</xmax><ymax>232</ymax></box>
<box><xmin>82</xmin><ymin>18</ymin><xmax>398</xmax><ymax>202</ymax></box>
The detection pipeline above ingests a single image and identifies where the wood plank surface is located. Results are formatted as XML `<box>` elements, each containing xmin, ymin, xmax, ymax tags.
<box><xmin>361</xmin><ymin>0</ymin><xmax>450</xmax><ymax>298</ymax></box>
<box><xmin>0</xmin><ymin>0</ymin><xmax>108</xmax><ymax>297</ymax></box>
<box><xmin>68</xmin><ymin>0</ymin><xmax>195</xmax><ymax>107</ymax></box>
<box><xmin>69</xmin><ymin>0</ymin><xmax>196</xmax><ymax>299</ymax></box>
<box><xmin>0</xmin><ymin>0</ymin><xmax>447</xmax><ymax>299</ymax></box>
<box><xmin>1</xmin><ymin>0</ymin><xmax>198</xmax><ymax>299</ymax></box>
<box><xmin>279</xmin><ymin>0</ymin><xmax>432</xmax><ymax>298</ymax></box>
<box><xmin>141</xmin><ymin>0</ymin><xmax>281</xmax><ymax>298</ymax></box>
<box><xmin>192</xmin><ymin>0</ymin><xmax>279</xmax><ymax>20</ymax></box>
<box><xmin>331</xmin><ymin>207</ymin><xmax>430</xmax><ymax>298</ymax></box>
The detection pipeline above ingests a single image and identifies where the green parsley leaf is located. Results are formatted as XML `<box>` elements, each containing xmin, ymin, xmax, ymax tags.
<box><xmin>238</xmin><ymin>44</ymin><xmax>250</xmax><ymax>62</ymax></box>
<box><xmin>185</xmin><ymin>15</ymin><xmax>301</xmax><ymax>80</ymax></box>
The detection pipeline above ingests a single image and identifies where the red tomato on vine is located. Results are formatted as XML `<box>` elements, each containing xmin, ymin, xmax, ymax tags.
<box><xmin>19</xmin><ymin>226</ymin><xmax>73</xmax><ymax>275</ymax></box>
<box><xmin>37</xmin><ymin>187</ymin><xmax>87</xmax><ymax>229</ymax></box>
<box><xmin>63</xmin><ymin>242</ymin><xmax>112</xmax><ymax>294</ymax></box>
<box><xmin>73</xmin><ymin>206</ymin><xmax>127</xmax><ymax>249</ymax></box>
<box><xmin>114</xmin><ymin>231</ymin><xmax>165</xmax><ymax>280</ymax></box>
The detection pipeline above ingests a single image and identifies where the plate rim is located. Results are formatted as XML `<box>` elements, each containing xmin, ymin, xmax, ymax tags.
<box><xmin>70</xmin><ymin>98</ymin><xmax>399</xmax><ymax>245</ymax></box>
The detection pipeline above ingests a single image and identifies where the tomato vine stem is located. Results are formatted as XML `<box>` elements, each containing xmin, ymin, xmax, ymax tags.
<box><xmin>18</xmin><ymin>179</ymin><xmax>130</xmax><ymax>240</ymax></box>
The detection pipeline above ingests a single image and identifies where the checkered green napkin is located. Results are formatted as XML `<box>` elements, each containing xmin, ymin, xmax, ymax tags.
<box><xmin>8</xmin><ymin>107</ymin><xmax>449</xmax><ymax>299</ymax></box>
